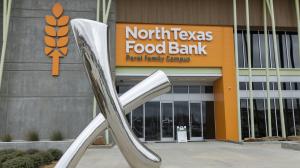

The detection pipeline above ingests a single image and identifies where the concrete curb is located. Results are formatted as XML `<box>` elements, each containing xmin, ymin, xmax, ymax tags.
<box><xmin>0</xmin><ymin>140</ymin><xmax>73</xmax><ymax>152</ymax></box>
<box><xmin>0</xmin><ymin>140</ymin><xmax>117</xmax><ymax>152</ymax></box>
<box><xmin>281</xmin><ymin>141</ymin><xmax>300</xmax><ymax>151</ymax></box>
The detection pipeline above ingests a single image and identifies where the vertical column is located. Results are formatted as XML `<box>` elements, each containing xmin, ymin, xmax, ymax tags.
<box><xmin>265</xmin><ymin>0</ymin><xmax>286</xmax><ymax>138</ymax></box>
<box><xmin>296</xmin><ymin>0</ymin><xmax>300</xmax><ymax>66</ymax></box>
<box><xmin>213</xmin><ymin>27</ymin><xmax>239</xmax><ymax>142</ymax></box>
<box><xmin>0</xmin><ymin>0</ymin><xmax>12</xmax><ymax>91</ymax></box>
<box><xmin>96</xmin><ymin>0</ymin><xmax>113</xmax><ymax>145</ymax></box>
<box><xmin>263</xmin><ymin>0</ymin><xmax>272</xmax><ymax>137</ymax></box>
<box><xmin>233</xmin><ymin>0</ymin><xmax>242</xmax><ymax>142</ymax></box>
<box><xmin>245</xmin><ymin>0</ymin><xmax>255</xmax><ymax>138</ymax></box>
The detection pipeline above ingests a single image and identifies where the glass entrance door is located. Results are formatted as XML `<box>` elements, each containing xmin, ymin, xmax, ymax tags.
<box><xmin>145</xmin><ymin>102</ymin><xmax>161</xmax><ymax>141</ymax></box>
<box><xmin>190</xmin><ymin>102</ymin><xmax>203</xmax><ymax>140</ymax></box>
<box><xmin>161</xmin><ymin>102</ymin><xmax>174</xmax><ymax>141</ymax></box>
<box><xmin>123</xmin><ymin>85</ymin><xmax>214</xmax><ymax>142</ymax></box>
<box><xmin>132</xmin><ymin>105</ymin><xmax>144</xmax><ymax>141</ymax></box>
<box><xmin>174</xmin><ymin>101</ymin><xmax>190</xmax><ymax>140</ymax></box>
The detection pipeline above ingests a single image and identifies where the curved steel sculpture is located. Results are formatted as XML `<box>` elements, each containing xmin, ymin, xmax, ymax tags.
<box><xmin>55</xmin><ymin>19</ymin><xmax>171</xmax><ymax>168</ymax></box>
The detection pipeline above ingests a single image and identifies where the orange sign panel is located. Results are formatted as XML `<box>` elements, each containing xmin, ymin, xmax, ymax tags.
<box><xmin>116</xmin><ymin>23</ymin><xmax>233</xmax><ymax>67</ymax></box>
<box><xmin>44</xmin><ymin>3</ymin><xmax>70</xmax><ymax>76</ymax></box>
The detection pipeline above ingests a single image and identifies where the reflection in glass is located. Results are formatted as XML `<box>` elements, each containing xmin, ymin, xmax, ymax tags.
<box><xmin>238</xmin><ymin>32</ymin><xmax>245</xmax><ymax>68</ymax></box>
<box><xmin>174</xmin><ymin>101</ymin><xmax>189</xmax><ymax>140</ymax></box>
<box><xmin>204</xmin><ymin>86</ymin><xmax>213</xmax><ymax>93</ymax></box>
<box><xmin>162</xmin><ymin>103</ymin><xmax>173</xmax><ymax>138</ymax></box>
<box><xmin>259</xmin><ymin>32</ymin><xmax>266</xmax><ymax>68</ymax></box>
<box><xmin>190</xmin><ymin>103</ymin><xmax>202</xmax><ymax>137</ymax></box>
<box><xmin>283</xmin><ymin>99</ymin><xmax>295</xmax><ymax>136</ymax></box>
<box><xmin>173</xmin><ymin>86</ymin><xmax>188</xmax><ymax>93</ymax></box>
<box><xmin>253</xmin><ymin>99</ymin><xmax>267</xmax><ymax>138</ymax></box>
<box><xmin>278</xmin><ymin>33</ymin><xmax>287</xmax><ymax>68</ymax></box>
<box><xmin>291</xmin><ymin>34</ymin><xmax>300</xmax><ymax>68</ymax></box>
<box><xmin>293</xmin><ymin>99</ymin><xmax>300</xmax><ymax>136</ymax></box>
<box><xmin>126</xmin><ymin>113</ymin><xmax>131</xmax><ymax>126</ymax></box>
<box><xmin>145</xmin><ymin>102</ymin><xmax>160</xmax><ymax>141</ymax></box>
<box><xmin>118</xmin><ymin>85</ymin><xmax>132</xmax><ymax>94</ymax></box>
<box><xmin>189</xmin><ymin>86</ymin><xmax>200</xmax><ymax>93</ymax></box>
<box><xmin>252</xmin><ymin>82</ymin><xmax>263</xmax><ymax>90</ymax></box>
<box><xmin>132</xmin><ymin>105</ymin><xmax>144</xmax><ymax>138</ymax></box>
<box><xmin>239</xmin><ymin>82</ymin><xmax>247</xmax><ymax>90</ymax></box>
<box><xmin>251</xmin><ymin>32</ymin><xmax>261</xmax><ymax>68</ymax></box>
<box><xmin>241</xmin><ymin>99</ymin><xmax>250</xmax><ymax>139</ymax></box>
<box><xmin>203</xmin><ymin>101</ymin><xmax>215</xmax><ymax>139</ymax></box>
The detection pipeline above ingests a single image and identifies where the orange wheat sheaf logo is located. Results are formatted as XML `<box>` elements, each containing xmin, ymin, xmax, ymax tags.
<box><xmin>44</xmin><ymin>3</ymin><xmax>70</xmax><ymax>76</ymax></box>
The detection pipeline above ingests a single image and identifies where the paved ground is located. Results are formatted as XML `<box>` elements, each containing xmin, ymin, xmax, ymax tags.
<box><xmin>77</xmin><ymin>141</ymin><xmax>300</xmax><ymax>168</ymax></box>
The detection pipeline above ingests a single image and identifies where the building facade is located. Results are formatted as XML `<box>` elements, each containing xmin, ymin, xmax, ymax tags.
<box><xmin>0</xmin><ymin>0</ymin><xmax>300</xmax><ymax>143</ymax></box>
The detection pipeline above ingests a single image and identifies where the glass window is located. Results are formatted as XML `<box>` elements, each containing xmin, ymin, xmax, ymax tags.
<box><xmin>173</xmin><ymin>86</ymin><xmax>188</xmax><ymax>93</ymax></box>
<box><xmin>238</xmin><ymin>32</ymin><xmax>245</xmax><ymax>68</ymax></box>
<box><xmin>268</xmin><ymin>32</ymin><xmax>276</xmax><ymax>68</ymax></box>
<box><xmin>189</xmin><ymin>86</ymin><xmax>200</xmax><ymax>93</ymax></box>
<box><xmin>278</xmin><ymin>33</ymin><xmax>287</xmax><ymax>68</ymax></box>
<box><xmin>240</xmin><ymin>99</ymin><xmax>250</xmax><ymax>139</ymax></box>
<box><xmin>291</xmin><ymin>34</ymin><xmax>300</xmax><ymax>68</ymax></box>
<box><xmin>283</xmin><ymin>99</ymin><xmax>295</xmax><ymax>136</ymax></box>
<box><xmin>293</xmin><ymin>99</ymin><xmax>300</xmax><ymax>136</ymax></box>
<box><xmin>251</xmin><ymin>32</ymin><xmax>261</xmax><ymax>68</ymax></box>
<box><xmin>291</xmin><ymin>82</ymin><xmax>298</xmax><ymax>90</ymax></box>
<box><xmin>190</xmin><ymin>103</ymin><xmax>202</xmax><ymax>137</ymax></box>
<box><xmin>253</xmin><ymin>99</ymin><xmax>267</xmax><ymax>138</ymax></box>
<box><xmin>275</xmin><ymin>99</ymin><xmax>282</xmax><ymax>136</ymax></box>
<box><xmin>297</xmin><ymin>82</ymin><xmax>300</xmax><ymax>90</ymax></box>
<box><xmin>243</xmin><ymin>31</ymin><xmax>249</xmax><ymax>67</ymax></box>
<box><xmin>281</xmin><ymin>82</ymin><xmax>291</xmax><ymax>90</ymax></box>
<box><xmin>162</xmin><ymin>103</ymin><xmax>173</xmax><ymax>138</ymax></box>
<box><xmin>285</xmin><ymin>32</ymin><xmax>295</xmax><ymax>68</ymax></box>
<box><xmin>271</xmin><ymin>99</ymin><xmax>278</xmax><ymax>136</ymax></box>
<box><xmin>276</xmin><ymin>34</ymin><xmax>283</xmax><ymax>68</ymax></box>
<box><xmin>132</xmin><ymin>105</ymin><xmax>144</xmax><ymax>138</ymax></box>
<box><xmin>239</xmin><ymin>82</ymin><xmax>247</xmax><ymax>90</ymax></box>
<box><xmin>252</xmin><ymin>82</ymin><xmax>263</xmax><ymax>90</ymax></box>
<box><xmin>271</xmin><ymin>82</ymin><xmax>278</xmax><ymax>90</ymax></box>
<box><xmin>118</xmin><ymin>85</ymin><xmax>132</xmax><ymax>94</ymax></box>
<box><xmin>145</xmin><ymin>102</ymin><xmax>161</xmax><ymax>141</ymax></box>
<box><xmin>174</xmin><ymin>101</ymin><xmax>190</xmax><ymax>140</ymax></box>
<box><xmin>259</xmin><ymin>32</ymin><xmax>266</xmax><ymax>68</ymax></box>
<box><xmin>204</xmin><ymin>86</ymin><xmax>213</xmax><ymax>93</ymax></box>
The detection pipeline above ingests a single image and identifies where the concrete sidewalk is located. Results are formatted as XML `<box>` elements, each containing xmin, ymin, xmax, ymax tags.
<box><xmin>77</xmin><ymin>141</ymin><xmax>300</xmax><ymax>168</ymax></box>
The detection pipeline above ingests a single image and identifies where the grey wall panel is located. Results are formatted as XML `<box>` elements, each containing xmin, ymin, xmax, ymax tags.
<box><xmin>0</xmin><ymin>0</ymin><xmax>107</xmax><ymax>139</ymax></box>
<box><xmin>0</xmin><ymin>98</ymin><xmax>7</xmax><ymax>136</ymax></box>
<box><xmin>13</xmin><ymin>0</ymin><xmax>97</xmax><ymax>12</ymax></box>
<box><xmin>0</xmin><ymin>2</ymin><xmax>2</xmax><ymax>52</ymax></box>
<box><xmin>4</xmin><ymin>71</ymin><xmax>92</xmax><ymax>97</ymax></box>
<box><xmin>4</xmin><ymin>97</ymin><xmax>93</xmax><ymax>139</ymax></box>
<box><xmin>5</xmin><ymin>18</ymin><xmax>92</xmax><ymax>63</ymax></box>
<box><xmin>0</xmin><ymin>0</ymin><xmax>117</xmax><ymax>139</ymax></box>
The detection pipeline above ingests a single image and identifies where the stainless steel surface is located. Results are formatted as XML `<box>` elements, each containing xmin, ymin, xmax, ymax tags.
<box><xmin>120</xmin><ymin>70</ymin><xmax>171</xmax><ymax>113</ymax></box>
<box><xmin>56</xmin><ymin>19</ymin><xmax>170</xmax><ymax>168</ymax></box>
<box><xmin>56</xmin><ymin>71</ymin><xmax>170</xmax><ymax>168</ymax></box>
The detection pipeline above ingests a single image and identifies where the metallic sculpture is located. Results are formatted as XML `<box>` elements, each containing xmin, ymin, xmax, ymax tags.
<box><xmin>55</xmin><ymin>19</ymin><xmax>171</xmax><ymax>168</ymax></box>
